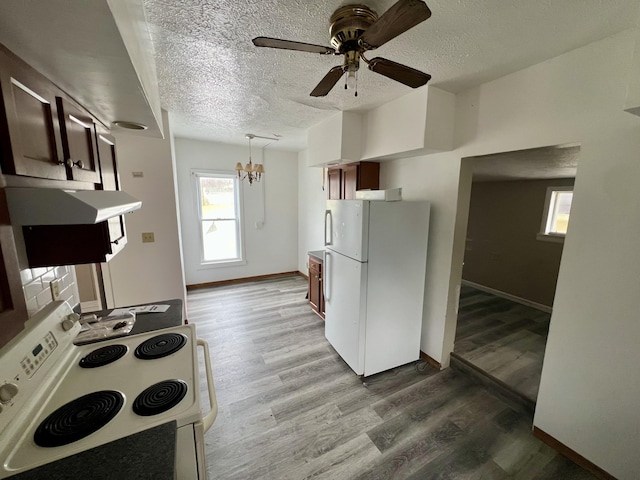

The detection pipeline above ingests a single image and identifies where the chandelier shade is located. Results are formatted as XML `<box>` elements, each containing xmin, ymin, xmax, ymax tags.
<box><xmin>236</xmin><ymin>134</ymin><xmax>265</xmax><ymax>185</ymax></box>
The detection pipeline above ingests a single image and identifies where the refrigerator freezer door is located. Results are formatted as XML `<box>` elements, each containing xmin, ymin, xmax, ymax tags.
<box><xmin>325</xmin><ymin>200</ymin><xmax>370</xmax><ymax>262</ymax></box>
<box><xmin>324</xmin><ymin>250</ymin><xmax>367</xmax><ymax>375</ymax></box>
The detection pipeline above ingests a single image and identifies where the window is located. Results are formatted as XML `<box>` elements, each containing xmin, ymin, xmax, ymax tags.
<box><xmin>538</xmin><ymin>186</ymin><xmax>573</xmax><ymax>242</ymax></box>
<box><xmin>194</xmin><ymin>171</ymin><xmax>245</xmax><ymax>266</ymax></box>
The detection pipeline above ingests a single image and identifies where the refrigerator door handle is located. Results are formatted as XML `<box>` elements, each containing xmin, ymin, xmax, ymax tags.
<box><xmin>324</xmin><ymin>251</ymin><xmax>331</xmax><ymax>301</ymax></box>
<box><xmin>324</xmin><ymin>209</ymin><xmax>333</xmax><ymax>246</ymax></box>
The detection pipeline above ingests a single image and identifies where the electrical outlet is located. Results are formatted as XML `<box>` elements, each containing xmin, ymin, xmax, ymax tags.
<box><xmin>142</xmin><ymin>232</ymin><xmax>155</xmax><ymax>243</ymax></box>
<box><xmin>50</xmin><ymin>280</ymin><xmax>61</xmax><ymax>301</ymax></box>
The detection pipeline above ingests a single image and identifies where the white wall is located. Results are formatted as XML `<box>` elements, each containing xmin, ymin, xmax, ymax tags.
<box><xmin>379</xmin><ymin>156</ymin><xmax>462</xmax><ymax>364</ymax></box>
<box><xmin>297</xmin><ymin>150</ymin><xmax>327</xmax><ymax>273</ymax></box>
<box><xmin>174</xmin><ymin>138</ymin><xmax>298</xmax><ymax>284</ymax></box>
<box><xmin>450</xmin><ymin>31</ymin><xmax>640</xmax><ymax>479</ymax></box>
<box><xmin>103</xmin><ymin>110</ymin><xmax>186</xmax><ymax>311</ymax></box>
<box><xmin>297</xmin><ymin>29</ymin><xmax>640</xmax><ymax>478</ymax></box>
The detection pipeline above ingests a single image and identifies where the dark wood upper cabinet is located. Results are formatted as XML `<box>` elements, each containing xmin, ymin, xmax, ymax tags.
<box><xmin>328</xmin><ymin>161</ymin><xmax>380</xmax><ymax>200</ymax></box>
<box><xmin>57</xmin><ymin>96</ymin><xmax>101</xmax><ymax>184</ymax></box>
<box><xmin>327</xmin><ymin>168</ymin><xmax>342</xmax><ymax>200</ymax></box>
<box><xmin>96</xmin><ymin>128</ymin><xmax>127</xmax><ymax>255</ymax></box>
<box><xmin>0</xmin><ymin>45</ymin><xmax>66</xmax><ymax>181</ymax></box>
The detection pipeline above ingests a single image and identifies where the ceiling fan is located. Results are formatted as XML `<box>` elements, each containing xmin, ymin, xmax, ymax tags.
<box><xmin>252</xmin><ymin>0</ymin><xmax>432</xmax><ymax>97</ymax></box>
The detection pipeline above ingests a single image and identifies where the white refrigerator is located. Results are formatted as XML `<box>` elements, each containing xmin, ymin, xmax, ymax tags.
<box><xmin>323</xmin><ymin>199</ymin><xmax>430</xmax><ymax>377</ymax></box>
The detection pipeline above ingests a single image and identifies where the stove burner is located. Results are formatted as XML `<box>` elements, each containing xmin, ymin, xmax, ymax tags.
<box><xmin>133</xmin><ymin>380</ymin><xmax>188</xmax><ymax>416</ymax></box>
<box><xmin>34</xmin><ymin>391</ymin><xmax>124</xmax><ymax>447</ymax></box>
<box><xmin>134</xmin><ymin>333</ymin><xmax>187</xmax><ymax>360</ymax></box>
<box><xmin>79</xmin><ymin>344</ymin><xmax>128</xmax><ymax>368</ymax></box>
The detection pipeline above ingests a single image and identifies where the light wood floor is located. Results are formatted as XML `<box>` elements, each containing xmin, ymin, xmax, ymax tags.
<box><xmin>454</xmin><ymin>286</ymin><xmax>550</xmax><ymax>404</ymax></box>
<box><xmin>188</xmin><ymin>275</ymin><xmax>595</xmax><ymax>480</ymax></box>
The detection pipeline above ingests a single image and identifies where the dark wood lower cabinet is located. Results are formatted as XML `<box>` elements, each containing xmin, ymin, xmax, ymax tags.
<box><xmin>308</xmin><ymin>255</ymin><xmax>325</xmax><ymax>319</ymax></box>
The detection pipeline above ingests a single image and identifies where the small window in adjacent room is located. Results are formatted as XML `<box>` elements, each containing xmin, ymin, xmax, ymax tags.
<box><xmin>193</xmin><ymin>171</ymin><xmax>245</xmax><ymax>266</ymax></box>
<box><xmin>538</xmin><ymin>186</ymin><xmax>573</xmax><ymax>243</ymax></box>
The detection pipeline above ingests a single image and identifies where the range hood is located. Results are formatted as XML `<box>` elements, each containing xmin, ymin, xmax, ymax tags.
<box><xmin>4</xmin><ymin>188</ymin><xmax>142</xmax><ymax>225</ymax></box>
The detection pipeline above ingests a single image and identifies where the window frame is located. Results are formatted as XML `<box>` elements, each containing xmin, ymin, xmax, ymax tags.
<box><xmin>537</xmin><ymin>185</ymin><xmax>573</xmax><ymax>244</ymax></box>
<box><xmin>192</xmin><ymin>169</ymin><xmax>246</xmax><ymax>268</ymax></box>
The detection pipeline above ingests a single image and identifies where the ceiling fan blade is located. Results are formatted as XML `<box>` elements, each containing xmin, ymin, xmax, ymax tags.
<box><xmin>368</xmin><ymin>57</ymin><xmax>431</xmax><ymax>88</ymax></box>
<box><xmin>359</xmin><ymin>0</ymin><xmax>431</xmax><ymax>49</ymax></box>
<box><xmin>310</xmin><ymin>66</ymin><xmax>344</xmax><ymax>97</ymax></box>
<box><xmin>252</xmin><ymin>37</ymin><xmax>335</xmax><ymax>55</ymax></box>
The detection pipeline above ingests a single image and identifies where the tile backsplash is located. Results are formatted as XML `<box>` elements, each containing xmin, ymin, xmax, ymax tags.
<box><xmin>21</xmin><ymin>265</ymin><xmax>78</xmax><ymax>317</ymax></box>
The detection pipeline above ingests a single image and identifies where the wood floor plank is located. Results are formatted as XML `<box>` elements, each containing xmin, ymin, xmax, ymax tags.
<box><xmin>190</xmin><ymin>276</ymin><xmax>596</xmax><ymax>480</ymax></box>
<box><xmin>454</xmin><ymin>286</ymin><xmax>551</xmax><ymax>403</ymax></box>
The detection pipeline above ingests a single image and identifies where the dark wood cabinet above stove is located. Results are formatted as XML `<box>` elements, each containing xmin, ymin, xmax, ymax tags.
<box><xmin>56</xmin><ymin>96</ymin><xmax>101</xmax><ymax>184</ymax></box>
<box><xmin>0</xmin><ymin>42</ymin><xmax>131</xmax><ymax>348</ymax></box>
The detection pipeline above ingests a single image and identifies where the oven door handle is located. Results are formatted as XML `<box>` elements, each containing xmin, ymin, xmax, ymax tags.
<box><xmin>197</xmin><ymin>338</ymin><xmax>218</xmax><ymax>432</ymax></box>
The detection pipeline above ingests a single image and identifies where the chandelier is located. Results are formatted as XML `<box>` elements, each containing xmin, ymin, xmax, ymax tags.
<box><xmin>235</xmin><ymin>134</ymin><xmax>272</xmax><ymax>185</ymax></box>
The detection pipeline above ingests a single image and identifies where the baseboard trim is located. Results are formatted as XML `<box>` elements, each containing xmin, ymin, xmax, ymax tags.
<box><xmin>461</xmin><ymin>280</ymin><xmax>552</xmax><ymax>313</ymax></box>
<box><xmin>450</xmin><ymin>352</ymin><xmax>535</xmax><ymax>416</ymax></box>
<box><xmin>419</xmin><ymin>351</ymin><xmax>442</xmax><ymax>370</ymax></box>
<box><xmin>187</xmin><ymin>271</ymin><xmax>302</xmax><ymax>290</ymax></box>
<box><xmin>532</xmin><ymin>427</ymin><xmax>616</xmax><ymax>480</ymax></box>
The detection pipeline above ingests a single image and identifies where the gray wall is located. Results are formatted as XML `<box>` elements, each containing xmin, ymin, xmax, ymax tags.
<box><xmin>462</xmin><ymin>178</ymin><xmax>574</xmax><ymax>307</ymax></box>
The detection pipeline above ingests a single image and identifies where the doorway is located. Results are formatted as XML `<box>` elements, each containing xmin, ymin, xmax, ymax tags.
<box><xmin>451</xmin><ymin>144</ymin><xmax>580</xmax><ymax>407</ymax></box>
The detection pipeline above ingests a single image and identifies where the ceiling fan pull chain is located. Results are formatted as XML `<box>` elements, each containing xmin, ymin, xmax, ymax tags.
<box><xmin>355</xmin><ymin>70</ymin><xmax>358</xmax><ymax>97</ymax></box>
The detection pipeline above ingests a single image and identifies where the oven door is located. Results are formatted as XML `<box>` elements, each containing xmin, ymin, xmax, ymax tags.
<box><xmin>175</xmin><ymin>422</ymin><xmax>206</xmax><ymax>480</ymax></box>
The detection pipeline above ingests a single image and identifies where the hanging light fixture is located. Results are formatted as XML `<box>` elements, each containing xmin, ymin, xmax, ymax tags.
<box><xmin>235</xmin><ymin>134</ymin><xmax>278</xmax><ymax>185</ymax></box>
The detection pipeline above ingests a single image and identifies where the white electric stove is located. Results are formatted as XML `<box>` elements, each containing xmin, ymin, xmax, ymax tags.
<box><xmin>0</xmin><ymin>301</ymin><xmax>217</xmax><ymax>479</ymax></box>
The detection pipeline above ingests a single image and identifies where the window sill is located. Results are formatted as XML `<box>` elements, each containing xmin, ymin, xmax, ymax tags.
<box><xmin>536</xmin><ymin>233</ymin><xmax>565</xmax><ymax>244</ymax></box>
<box><xmin>198</xmin><ymin>259</ymin><xmax>247</xmax><ymax>270</ymax></box>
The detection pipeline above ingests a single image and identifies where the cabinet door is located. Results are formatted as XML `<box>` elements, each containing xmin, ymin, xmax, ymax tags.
<box><xmin>308</xmin><ymin>257</ymin><xmax>321</xmax><ymax>313</ymax></box>
<box><xmin>56</xmin><ymin>96</ymin><xmax>101</xmax><ymax>184</ymax></box>
<box><xmin>327</xmin><ymin>168</ymin><xmax>342</xmax><ymax>200</ymax></box>
<box><xmin>96</xmin><ymin>130</ymin><xmax>127</xmax><ymax>255</ymax></box>
<box><xmin>0</xmin><ymin>46</ymin><xmax>66</xmax><ymax>180</ymax></box>
<box><xmin>357</xmin><ymin>162</ymin><xmax>380</xmax><ymax>191</ymax></box>
<box><xmin>342</xmin><ymin>164</ymin><xmax>358</xmax><ymax>199</ymax></box>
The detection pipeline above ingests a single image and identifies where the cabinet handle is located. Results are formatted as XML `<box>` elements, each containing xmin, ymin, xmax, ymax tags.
<box><xmin>68</xmin><ymin>159</ymin><xmax>84</xmax><ymax>168</ymax></box>
<box><xmin>197</xmin><ymin>338</ymin><xmax>218</xmax><ymax>432</ymax></box>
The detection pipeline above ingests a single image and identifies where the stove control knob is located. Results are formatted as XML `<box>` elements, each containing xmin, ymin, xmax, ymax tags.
<box><xmin>0</xmin><ymin>383</ymin><xmax>18</xmax><ymax>404</ymax></box>
<box><xmin>62</xmin><ymin>313</ymin><xmax>81</xmax><ymax>331</ymax></box>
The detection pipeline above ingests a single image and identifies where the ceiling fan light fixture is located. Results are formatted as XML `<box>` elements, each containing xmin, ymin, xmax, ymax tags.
<box><xmin>252</xmin><ymin>0</ymin><xmax>433</xmax><ymax>97</ymax></box>
<box><xmin>346</xmin><ymin>70</ymin><xmax>357</xmax><ymax>90</ymax></box>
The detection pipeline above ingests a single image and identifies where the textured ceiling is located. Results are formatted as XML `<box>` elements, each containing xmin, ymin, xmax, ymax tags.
<box><xmin>143</xmin><ymin>0</ymin><xmax>639</xmax><ymax>150</ymax></box>
<box><xmin>469</xmin><ymin>145</ymin><xmax>581</xmax><ymax>182</ymax></box>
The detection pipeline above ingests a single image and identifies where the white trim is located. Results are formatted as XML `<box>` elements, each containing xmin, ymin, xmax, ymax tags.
<box><xmin>80</xmin><ymin>300</ymin><xmax>102</xmax><ymax>312</ymax></box>
<box><xmin>536</xmin><ymin>232</ymin><xmax>565</xmax><ymax>244</ymax></box>
<box><xmin>191</xmin><ymin>169</ymin><xmax>245</xmax><ymax>267</ymax></box>
<box><xmin>462</xmin><ymin>279</ymin><xmax>553</xmax><ymax>313</ymax></box>
<box><xmin>538</xmin><ymin>185</ymin><xmax>572</xmax><ymax>242</ymax></box>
